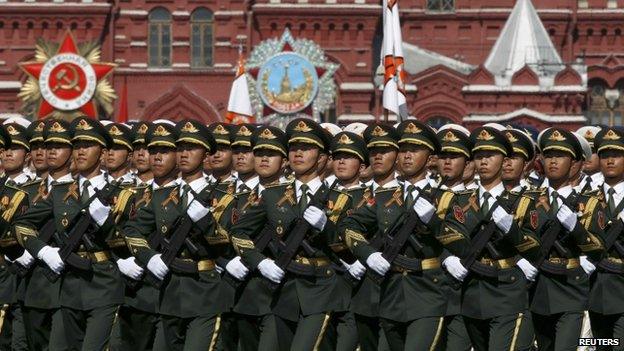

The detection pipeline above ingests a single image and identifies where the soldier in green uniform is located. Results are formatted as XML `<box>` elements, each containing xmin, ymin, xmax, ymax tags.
<box><xmin>104</xmin><ymin>123</ymin><xmax>136</xmax><ymax>187</ymax></box>
<box><xmin>230</xmin><ymin>118</ymin><xmax>347</xmax><ymax>350</ymax></box>
<box><xmin>589</xmin><ymin>126</ymin><xmax>624</xmax><ymax>348</ymax></box>
<box><xmin>27</xmin><ymin>120</ymin><xmax>49</xmax><ymax>180</ymax></box>
<box><xmin>434</xmin><ymin>124</ymin><xmax>473</xmax><ymax>351</ymax></box>
<box><xmin>123</xmin><ymin>119</ymin><xmax>231</xmax><ymax>350</ymax></box>
<box><xmin>439</xmin><ymin>126</ymin><xmax>542</xmax><ymax>351</ymax></box>
<box><xmin>131</xmin><ymin>122</ymin><xmax>153</xmax><ymax>186</ymax></box>
<box><xmin>14</xmin><ymin>117</ymin><xmax>124</xmax><ymax>350</ymax></box>
<box><xmin>20</xmin><ymin>119</ymin><xmax>73</xmax><ymax>350</ymax></box>
<box><xmin>230</xmin><ymin>125</ymin><xmax>288</xmax><ymax>351</ymax></box>
<box><xmin>207</xmin><ymin>122</ymin><xmax>236</xmax><ymax>183</ymax></box>
<box><xmin>577</xmin><ymin>126</ymin><xmax>603</xmax><ymax>193</ymax></box>
<box><xmin>531</xmin><ymin>128</ymin><xmax>606</xmax><ymax>350</ymax></box>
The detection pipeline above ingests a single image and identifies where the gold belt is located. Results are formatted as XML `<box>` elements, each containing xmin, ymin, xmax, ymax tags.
<box><xmin>547</xmin><ymin>257</ymin><xmax>580</xmax><ymax>269</ymax></box>
<box><xmin>479</xmin><ymin>257</ymin><xmax>516</xmax><ymax>269</ymax></box>
<box><xmin>294</xmin><ymin>257</ymin><xmax>331</xmax><ymax>267</ymax></box>
<box><xmin>391</xmin><ymin>257</ymin><xmax>441</xmax><ymax>273</ymax></box>
<box><xmin>607</xmin><ymin>257</ymin><xmax>624</xmax><ymax>264</ymax></box>
<box><xmin>76</xmin><ymin>251</ymin><xmax>111</xmax><ymax>263</ymax></box>
<box><xmin>197</xmin><ymin>259</ymin><xmax>216</xmax><ymax>272</ymax></box>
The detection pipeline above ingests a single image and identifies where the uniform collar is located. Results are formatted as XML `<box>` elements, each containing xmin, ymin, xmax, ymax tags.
<box><xmin>372</xmin><ymin>178</ymin><xmax>400</xmax><ymax>191</ymax></box>
<box><xmin>404</xmin><ymin>177</ymin><xmax>430</xmax><ymax>192</ymax></box>
<box><xmin>153</xmin><ymin>178</ymin><xmax>179</xmax><ymax>190</ymax></box>
<box><xmin>183</xmin><ymin>176</ymin><xmax>209</xmax><ymax>194</ymax></box>
<box><xmin>295</xmin><ymin>177</ymin><xmax>323</xmax><ymax>197</ymax></box>
<box><xmin>47</xmin><ymin>173</ymin><xmax>73</xmax><ymax>190</ymax></box>
<box><xmin>591</xmin><ymin>172</ymin><xmax>604</xmax><ymax>186</ymax></box>
<box><xmin>441</xmin><ymin>182</ymin><xmax>466</xmax><ymax>192</ymax></box>
<box><xmin>79</xmin><ymin>171</ymin><xmax>108</xmax><ymax>191</ymax></box>
<box><xmin>479</xmin><ymin>181</ymin><xmax>505</xmax><ymax>200</ymax></box>
<box><xmin>465</xmin><ymin>181</ymin><xmax>479</xmax><ymax>190</ymax></box>
<box><xmin>236</xmin><ymin>175</ymin><xmax>259</xmax><ymax>192</ymax></box>
<box><xmin>604</xmin><ymin>181</ymin><xmax>624</xmax><ymax>196</ymax></box>
<box><xmin>324</xmin><ymin>174</ymin><xmax>337</xmax><ymax>187</ymax></box>
<box><xmin>337</xmin><ymin>181</ymin><xmax>364</xmax><ymax>191</ymax></box>
<box><xmin>7</xmin><ymin>172</ymin><xmax>31</xmax><ymax>185</ymax></box>
<box><xmin>548</xmin><ymin>185</ymin><xmax>573</xmax><ymax>199</ymax></box>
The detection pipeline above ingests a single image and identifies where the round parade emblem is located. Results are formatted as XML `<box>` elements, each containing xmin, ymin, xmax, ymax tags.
<box><xmin>38</xmin><ymin>53</ymin><xmax>97</xmax><ymax>111</ymax></box>
<box><xmin>258</xmin><ymin>52</ymin><xmax>319</xmax><ymax>114</ymax></box>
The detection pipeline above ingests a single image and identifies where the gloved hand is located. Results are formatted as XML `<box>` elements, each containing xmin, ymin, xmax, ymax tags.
<box><xmin>443</xmin><ymin>256</ymin><xmax>468</xmax><ymax>281</ymax></box>
<box><xmin>516</xmin><ymin>258</ymin><xmax>538</xmax><ymax>281</ymax></box>
<box><xmin>37</xmin><ymin>246</ymin><xmax>64</xmax><ymax>274</ymax></box>
<box><xmin>557</xmin><ymin>204</ymin><xmax>578</xmax><ymax>231</ymax></box>
<box><xmin>580</xmin><ymin>256</ymin><xmax>596</xmax><ymax>275</ymax></box>
<box><xmin>225</xmin><ymin>256</ymin><xmax>249</xmax><ymax>281</ymax></box>
<box><xmin>215</xmin><ymin>265</ymin><xmax>224</xmax><ymax>274</ymax></box>
<box><xmin>257</xmin><ymin>258</ymin><xmax>284</xmax><ymax>284</ymax></box>
<box><xmin>492</xmin><ymin>205</ymin><xmax>513</xmax><ymax>234</ymax></box>
<box><xmin>346</xmin><ymin>260</ymin><xmax>366</xmax><ymax>280</ymax></box>
<box><xmin>147</xmin><ymin>254</ymin><xmax>169</xmax><ymax>280</ymax></box>
<box><xmin>366</xmin><ymin>252</ymin><xmax>390</xmax><ymax>276</ymax></box>
<box><xmin>89</xmin><ymin>198</ymin><xmax>111</xmax><ymax>227</ymax></box>
<box><xmin>303</xmin><ymin>206</ymin><xmax>327</xmax><ymax>231</ymax></box>
<box><xmin>413</xmin><ymin>197</ymin><xmax>435</xmax><ymax>224</ymax></box>
<box><xmin>15</xmin><ymin>251</ymin><xmax>34</xmax><ymax>268</ymax></box>
<box><xmin>187</xmin><ymin>200</ymin><xmax>210</xmax><ymax>222</ymax></box>
<box><xmin>116</xmin><ymin>257</ymin><xmax>144</xmax><ymax>280</ymax></box>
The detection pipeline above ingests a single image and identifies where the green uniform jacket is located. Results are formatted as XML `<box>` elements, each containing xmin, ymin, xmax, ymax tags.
<box><xmin>14</xmin><ymin>179</ymin><xmax>124</xmax><ymax>310</ymax></box>
<box><xmin>123</xmin><ymin>181</ymin><xmax>232</xmax><ymax>318</ymax></box>
<box><xmin>440</xmin><ymin>188</ymin><xmax>541</xmax><ymax>320</ymax></box>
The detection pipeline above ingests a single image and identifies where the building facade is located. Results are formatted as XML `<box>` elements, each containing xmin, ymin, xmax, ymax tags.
<box><xmin>1</xmin><ymin>0</ymin><xmax>623</xmax><ymax>130</ymax></box>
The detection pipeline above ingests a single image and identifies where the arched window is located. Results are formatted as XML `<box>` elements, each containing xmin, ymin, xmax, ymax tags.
<box><xmin>426</xmin><ymin>0</ymin><xmax>454</xmax><ymax>12</ymax></box>
<box><xmin>148</xmin><ymin>8</ymin><xmax>171</xmax><ymax>67</ymax></box>
<box><xmin>425</xmin><ymin>116</ymin><xmax>453</xmax><ymax>130</ymax></box>
<box><xmin>585</xmin><ymin>79</ymin><xmax>624</xmax><ymax>126</ymax></box>
<box><xmin>191</xmin><ymin>8</ymin><xmax>214</xmax><ymax>68</ymax></box>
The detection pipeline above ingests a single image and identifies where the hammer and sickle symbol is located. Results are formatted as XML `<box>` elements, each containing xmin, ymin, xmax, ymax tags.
<box><xmin>52</xmin><ymin>65</ymin><xmax>81</xmax><ymax>93</ymax></box>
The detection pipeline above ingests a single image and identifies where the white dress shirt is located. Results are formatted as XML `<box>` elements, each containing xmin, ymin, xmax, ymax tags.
<box><xmin>478</xmin><ymin>182</ymin><xmax>505</xmax><ymax>208</ymax></box>
<box><xmin>295</xmin><ymin>177</ymin><xmax>323</xmax><ymax>203</ymax></box>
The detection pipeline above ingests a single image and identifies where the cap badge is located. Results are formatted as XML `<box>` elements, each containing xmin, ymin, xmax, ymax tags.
<box><xmin>213</xmin><ymin>124</ymin><xmax>229</xmax><ymax>135</ymax></box>
<box><xmin>604</xmin><ymin>129</ymin><xmax>620</xmax><ymax>141</ymax></box>
<box><xmin>338</xmin><ymin>134</ymin><xmax>354</xmax><ymax>145</ymax></box>
<box><xmin>403</xmin><ymin>122</ymin><xmax>422</xmax><ymax>134</ymax></box>
<box><xmin>137</xmin><ymin>124</ymin><xmax>149</xmax><ymax>134</ymax></box>
<box><xmin>477</xmin><ymin>129</ymin><xmax>494</xmax><ymax>141</ymax></box>
<box><xmin>35</xmin><ymin>122</ymin><xmax>45</xmax><ymax>132</ymax></box>
<box><xmin>181</xmin><ymin>122</ymin><xmax>199</xmax><ymax>133</ymax></box>
<box><xmin>506</xmin><ymin>131</ymin><xmax>518</xmax><ymax>143</ymax></box>
<box><xmin>293</xmin><ymin>121</ymin><xmax>312</xmax><ymax>133</ymax></box>
<box><xmin>548</xmin><ymin>130</ymin><xmax>566</xmax><ymax>142</ymax></box>
<box><xmin>442</xmin><ymin>131</ymin><xmax>459</xmax><ymax>142</ymax></box>
<box><xmin>584</xmin><ymin>130</ymin><xmax>595</xmax><ymax>139</ymax></box>
<box><xmin>109</xmin><ymin>126</ymin><xmax>123</xmax><ymax>136</ymax></box>
<box><xmin>370</xmin><ymin>126</ymin><xmax>388</xmax><ymax>137</ymax></box>
<box><xmin>153</xmin><ymin>125</ymin><xmax>171</xmax><ymax>137</ymax></box>
<box><xmin>259</xmin><ymin>128</ymin><xmax>276</xmax><ymax>139</ymax></box>
<box><xmin>6</xmin><ymin>126</ymin><xmax>18</xmax><ymax>136</ymax></box>
<box><xmin>76</xmin><ymin>119</ymin><xmax>93</xmax><ymax>131</ymax></box>
<box><xmin>49</xmin><ymin>122</ymin><xmax>66</xmax><ymax>133</ymax></box>
<box><xmin>237</xmin><ymin>126</ymin><xmax>253</xmax><ymax>137</ymax></box>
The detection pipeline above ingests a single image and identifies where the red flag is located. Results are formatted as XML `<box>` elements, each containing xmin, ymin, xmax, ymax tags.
<box><xmin>117</xmin><ymin>78</ymin><xmax>128</xmax><ymax>123</ymax></box>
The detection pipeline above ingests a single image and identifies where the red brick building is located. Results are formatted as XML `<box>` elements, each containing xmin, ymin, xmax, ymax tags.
<box><xmin>1</xmin><ymin>0</ymin><xmax>623</xmax><ymax>131</ymax></box>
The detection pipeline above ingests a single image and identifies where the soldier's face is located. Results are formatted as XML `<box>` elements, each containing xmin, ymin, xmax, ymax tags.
<box><xmin>583</xmin><ymin>153</ymin><xmax>600</xmax><ymax>175</ymax></box>
<box><xmin>254</xmin><ymin>149</ymin><xmax>285</xmax><ymax>179</ymax></box>
<box><xmin>398</xmin><ymin>144</ymin><xmax>431</xmax><ymax>178</ymax></box>
<box><xmin>543</xmin><ymin>150</ymin><xmax>573</xmax><ymax>182</ymax></box>
<box><xmin>2</xmin><ymin>146</ymin><xmax>28</xmax><ymax>173</ymax></box>
<box><xmin>106</xmin><ymin>146</ymin><xmax>131</xmax><ymax>172</ymax></box>
<box><xmin>437</xmin><ymin>153</ymin><xmax>466</xmax><ymax>183</ymax></box>
<box><xmin>288</xmin><ymin>143</ymin><xmax>323</xmax><ymax>176</ymax></box>
<box><xmin>232</xmin><ymin>146</ymin><xmax>255</xmax><ymax>175</ymax></box>
<box><xmin>333</xmin><ymin>152</ymin><xmax>364</xmax><ymax>182</ymax></box>
<box><xmin>599</xmin><ymin>150</ymin><xmax>624</xmax><ymax>182</ymax></box>
<box><xmin>210</xmin><ymin>145</ymin><xmax>232</xmax><ymax>172</ymax></box>
<box><xmin>149</xmin><ymin>146</ymin><xmax>178</xmax><ymax>178</ymax></box>
<box><xmin>72</xmin><ymin>141</ymin><xmax>104</xmax><ymax>173</ymax></box>
<box><xmin>502</xmin><ymin>155</ymin><xmax>527</xmax><ymax>182</ymax></box>
<box><xmin>369</xmin><ymin>147</ymin><xmax>397</xmax><ymax>177</ymax></box>
<box><xmin>132</xmin><ymin>144</ymin><xmax>151</xmax><ymax>173</ymax></box>
<box><xmin>474</xmin><ymin>150</ymin><xmax>505</xmax><ymax>183</ymax></box>
<box><xmin>462</xmin><ymin>160</ymin><xmax>476</xmax><ymax>184</ymax></box>
<box><xmin>30</xmin><ymin>142</ymin><xmax>47</xmax><ymax>171</ymax></box>
<box><xmin>46</xmin><ymin>143</ymin><xmax>72</xmax><ymax>171</ymax></box>
<box><xmin>177</xmin><ymin>142</ymin><xmax>207</xmax><ymax>175</ymax></box>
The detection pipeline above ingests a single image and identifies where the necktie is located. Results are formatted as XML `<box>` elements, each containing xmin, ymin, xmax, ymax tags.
<box><xmin>81</xmin><ymin>180</ymin><xmax>91</xmax><ymax>203</ymax></box>
<box><xmin>608</xmin><ymin>188</ymin><xmax>617</xmax><ymax>216</ymax></box>
<box><xmin>299</xmin><ymin>184</ymin><xmax>309</xmax><ymax>214</ymax></box>
<box><xmin>481</xmin><ymin>192</ymin><xmax>491</xmax><ymax>217</ymax></box>
<box><xmin>181</xmin><ymin>184</ymin><xmax>191</xmax><ymax>206</ymax></box>
<box><xmin>551</xmin><ymin>191</ymin><xmax>559</xmax><ymax>215</ymax></box>
<box><xmin>405</xmin><ymin>185</ymin><xmax>416</xmax><ymax>209</ymax></box>
<box><xmin>238</xmin><ymin>183</ymin><xmax>249</xmax><ymax>193</ymax></box>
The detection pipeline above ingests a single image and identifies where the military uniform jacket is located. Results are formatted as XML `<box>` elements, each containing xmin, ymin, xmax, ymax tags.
<box><xmin>440</xmin><ymin>188</ymin><xmax>540</xmax><ymax>319</ymax></box>
<box><xmin>14</xmin><ymin>179</ymin><xmax>124</xmax><ymax>310</ymax></box>
<box><xmin>230</xmin><ymin>181</ymin><xmax>349</xmax><ymax>321</ymax></box>
<box><xmin>338</xmin><ymin>182</ymin><xmax>465</xmax><ymax>323</ymax></box>
<box><xmin>526</xmin><ymin>188</ymin><xmax>605</xmax><ymax>315</ymax></box>
<box><xmin>123</xmin><ymin>180</ymin><xmax>231</xmax><ymax>318</ymax></box>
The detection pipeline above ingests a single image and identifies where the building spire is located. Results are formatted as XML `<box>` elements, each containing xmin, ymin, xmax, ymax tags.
<box><xmin>484</xmin><ymin>0</ymin><xmax>563</xmax><ymax>85</ymax></box>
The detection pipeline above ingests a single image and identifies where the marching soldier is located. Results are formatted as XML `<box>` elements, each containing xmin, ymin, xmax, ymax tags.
<box><xmin>14</xmin><ymin>117</ymin><xmax>124</xmax><ymax>350</ymax></box>
<box><xmin>123</xmin><ymin>119</ymin><xmax>230</xmax><ymax>350</ymax></box>
<box><xmin>20</xmin><ymin>119</ymin><xmax>73</xmax><ymax>350</ymax></box>
<box><xmin>207</xmin><ymin>122</ymin><xmax>236</xmax><ymax>183</ymax></box>
<box><xmin>577</xmin><ymin>126</ymin><xmax>603</xmax><ymax>192</ymax></box>
<box><xmin>26</xmin><ymin>121</ymin><xmax>48</xmax><ymax>180</ymax></box>
<box><xmin>104</xmin><ymin>123</ymin><xmax>136</xmax><ymax>187</ymax></box>
<box><xmin>131</xmin><ymin>122</ymin><xmax>153</xmax><ymax>186</ymax></box>
<box><xmin>531</xmin><ymin>128</ymin><xmax>605</xmax><ymax>350</ymax></box>
<box><xmin>589</xmin><ymin>126</ymin><xmax>624</xmax><ymax>348</ymax></box>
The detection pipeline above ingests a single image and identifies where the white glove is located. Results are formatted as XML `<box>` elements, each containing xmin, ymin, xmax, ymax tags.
<box><xmin>516</xmin><ymin>258</ymin><xmax>538</xmax><ymax>282</ymax></box>
<box><xmin>492</xmin><ymin>205</ymin><xmax>513</xmax><ymax>234</ymax></box>
<box><xmin>348</xmin><ymin>260</ymin><xmax>366</xmax><ymax>280</ymax></box>
<box><xmin>257</xmin><ymin>258</ymin><xmax>285</xmax><ymax>283</ymax></box>
<box><xmin>366</xmin><ymin>252</ymin><xmax>390</xmax><ymax>276</ymax></box>
<box><xmin>413</xmin><ymin>197</ymin><xmax>435</xmax><ymax>224</ymax></box>
<box><xmin>303</xmin><ymin>206</ymin><xmax>327</xmax><ymax>231</ymax></box>
<box><xmin>225</xmin><ymin>256</ymin><xmax>249</xmax><ymax>281</ymax></box>
<box><xmin>215</xmin><ymin>265</ymin><xmax>224</xmax><ymax>274</ymax></box>
<box><xmin>116</xmin><ymin>257</ymin><xmax>144</xmax><ymax>280</ymax></box>
<box><xmin>187</xmin><ymin>200</ymin><xmax>210</xmax><ymax>222</ymax></box>
<box><xmin>443</xmin><ymin>256</ymin><xmax>468</xmax><ymax>281</ymax></box>
<box><xmin>37</xmin><ymin>246</ymin><xmax>64</xmax><ymax>274</ymax></box>
<box><xmin>15</xmin><ymin>251</ymin><xmax>34</xmax><ymax>268</ymax></box>
<box><xmin>580</xmin><ymin>256</ymin><xmax>596</xmax><ymax>275</ymax></box>
<box><xmin>146</xmin><ymin>254</ymin><xmax>169</xmax><ymax>280</ymax></box>
<box><xmin>557</xmin><ymin>204</ymin><xmax>578</xmax><ymax>232</ymax></box>
<box><xmin>89</xmin><ymin>198</ymin><xmax>111</xmax><ymax>227</ymax></box>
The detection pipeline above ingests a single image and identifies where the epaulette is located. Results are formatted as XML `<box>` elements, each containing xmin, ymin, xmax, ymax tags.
<box><xmin>153</xmin><ymin>184</ymin><xmax>178</xmax><ymax>192</ymax></box>
<box><xmin>21</xmin><ymin>179</ymin><xmax>43</xmax><ymax>188</ymax></box>
<box><xmin>4</xmin><ymin>184</ymin><xmax>26</xmax><ymax>194</ymax></box>
<box><xmin>332</xmin><ymin>187</ymin><xmax>352</xmax><ymax>198</ymax></box>
<box><xmin>132</xmin><ymin>183</ymin><xmax>150</xmax><ymax>190</ymax></box>
<box><xmin>54</xmin><ymin>179</ymin><xmax>75</xmax><ymax>186</ymax></box>
<box><xmin>264</xmin><ymin>180</ymin><xmax>293</xmax><ymax>189</ymax></box>
<box><xmin>374</xmin><ymin>186</ymin><xmax>400</xmax><ymax>194</ymax></box>
<box><xmin>455</xmin><ymin>189</ymin><xmax>477</xmax><ymax>196</ymax></box>
<box><xmin>584</xmin><ymin>189</ymin><xmax>601</xmax><ymax>198</ymax></box>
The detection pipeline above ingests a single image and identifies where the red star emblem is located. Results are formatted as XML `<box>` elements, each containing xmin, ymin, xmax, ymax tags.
<box><xmin>19</xmin><ymin>31</ymin><xmax>115</xmax><ymax>118</ymax></box>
